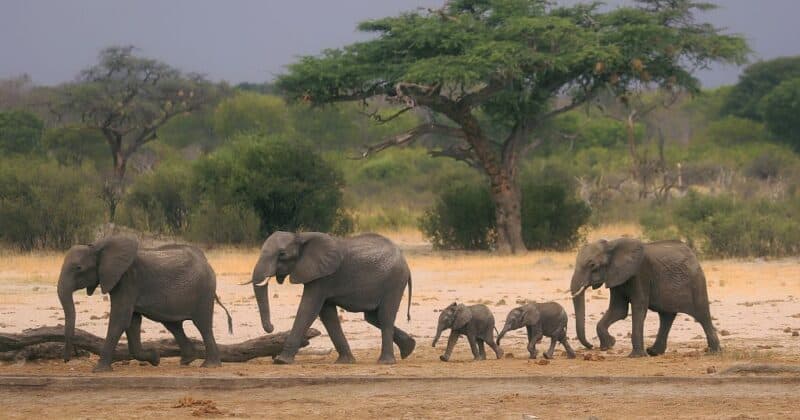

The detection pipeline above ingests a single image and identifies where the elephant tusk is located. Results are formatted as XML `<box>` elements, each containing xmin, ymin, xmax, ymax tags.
<box><xmin>571</xmin><ymin>285</ymin><xmax>588</xmax><ymax>298</ymax></box>
<box><xmin>253</xmin><ymin>276</ymin><xmax>272</xmax><ymax>287</ymax></box>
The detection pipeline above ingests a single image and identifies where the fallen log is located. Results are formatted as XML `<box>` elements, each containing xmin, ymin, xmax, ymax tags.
<box><xmin>0</xmin><ymin>326</ymin><xmax>321</xmax><ymax>363</ymax></box>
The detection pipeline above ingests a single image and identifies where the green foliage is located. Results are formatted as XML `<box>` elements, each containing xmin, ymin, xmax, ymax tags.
<box><xmin>0</xmin><ymin>158</ymin><xmax>103</xmax><ymax>250</ymax></box>
<box><xmin>193</xmin><ymin>133</ymin><xmax>348</xmax><ymax>239</ymax></box>
<box><xmin>158</xmin><ymin>109</ymin><xmax>218</xmax><ymax>151</ymax></box>
<box><xmin>184</xmin><ymin>200</ymin><xmax>261</xmax><ymax>245</ymax></box>
<box><xmin>703</xmin><ymin>116</ymin><xmax>768</xmax><ymax>146</ymax></box>
<box><xmin>761</xmin><ymin>77</ymin><xmax>800</xmax><ymax>149</ymax></box>
<box><xmin>119</xmin><ymin>162</ymin><xmax>193</xmax><ymax>235</ymax></box>
<box><xmin>0</xmin><ymin>110</ymin><xmax>44</xmax><ymax>155</ymax></box>
<box><xmin>722</xmin><ymin>56</ymin><xmax>800</xmax><ymax>121</ymax></box>
<box><xmin>212</xmin><ymin>92</ymin><xmax>292</xmax><ymax>140</ymax></box>
<box><xmin>41</xmin><ymin>126</ymin><xmax>108</xmax><ymax>167</ymax></box>
<box><xmin>419</xmin><ymin>173</ymin><xmax>591</xmax><ymax>251</ymax></box>
<box><xmin>419</xmin><ymin>182</ymin><xmax>496</xmax><ymax>250</ymax></box>
<box><xmin>641</xmin><ymin>191</ymin><xmax>800</xmax><ymax>258</ymax></box>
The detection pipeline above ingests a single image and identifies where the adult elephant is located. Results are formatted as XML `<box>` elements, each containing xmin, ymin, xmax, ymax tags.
<box><xmin>570</xmin><ymin>238</ymin><xmax>721</xmax><ymax>357</ymax></box>
<box><xmin>248</xmin><ymin>231</ymin><xmax>415</xmax><ymax>364</ymax></box>
<box><xmin>57</xmin><ymin>237</ymin><xmax>232</xmax><ymax>372</ymax></box>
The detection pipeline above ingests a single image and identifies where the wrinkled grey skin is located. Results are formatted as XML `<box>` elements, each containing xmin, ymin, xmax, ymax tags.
<box><xmin>57</xmin><ymin>237</ymin><xmax>232</xmax><ymax>372</ymax></box>
<box><xmin>250</xmin><ymin>231</ymin><xmax>415</xmax><ymax>365</ymax></box>
<box><xmin>571</xmin><ymin>238</ymin><xmax>721</xmax><ymax>358</ymax></box>
<box><xmin>432</xmin><ymin>303</ymin><xmax>503</xmax><ymax>362</ymax></box>
<box><xmin>497</xmin><ymin>302</ymin><xmax>575</xmax><ymax>359</ymax></box>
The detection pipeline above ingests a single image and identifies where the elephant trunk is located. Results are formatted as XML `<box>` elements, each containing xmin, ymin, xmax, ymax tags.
<box><xmin>252</xmin><ymin>256</ymin><xmax>275</xmax><ymax>334</ymax></box>
<box><xmin>432</xmin><ymin>326</ymin><xmax>444</xmax><ymax>347</ymax></box>
<box><xmin>496</xmin><ymin>326</ymin><xmax>509</xmax><ymax>345</ymax></box>
<box><xmin>571</xmin><ymin>268</ymin><xmax>594</xmax><ymax>350</ymax></box>
<box><xmin>57</xmin><ymin>273</ymin><xmax>76</xmax><ymax>362</ymax></box>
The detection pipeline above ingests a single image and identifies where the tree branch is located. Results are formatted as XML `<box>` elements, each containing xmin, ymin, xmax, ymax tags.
<box><xmin>355</xmin><ymin>123</ymin><xmax>465</xmax><ymax>159</ymax></box>
<box><xmin>358</xmin><ymin>106</ymin><xmax>414</xmax><ymax>124</ymax></box>
<box><xmin>428</xmin><ymin>144</ymin><xmax>481</xmax><ymax>169</ymax></box>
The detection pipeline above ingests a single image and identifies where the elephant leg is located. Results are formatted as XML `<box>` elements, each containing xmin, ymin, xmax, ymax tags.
<box><xmin>276</xmin><ymin>291</ymin><xmax>325</xmax><ymax>365</ymax></box>
<box><xmin>628</xmin><ymin>302</ymin><xmax>648</xmax><ymax>358</ymax></box>
<box><xmin>94</xmin><ymin>299</ymin><xmax>134</xmax><ymax>372</ymax></box>
<box><xmin>559</xmin><ymin>328</ymin><xmax>576</xmax><ymax>359</ymax></box>
<box><xmin>163</xmin><ymin>321</ymin><xmax>197</xmax><ymax>365</ymax></box>
<box><xmin>477</xmin><ymin>338</ymin><xmax>487</xmax><ymax>360</ymax></box>
<box><xmin>526</xmin><ymin>326</ymin><xmax>537</xmax><ymax>359</ymax></box>
<box><xmin>192</xmin><ymin>300</ymin><xmax>221</xmax><ymax>368</ymax></box>
<box><xmin>543</xmin><ymin>337</ymin><xmax>557</xmax><ymax>359</ymax></box>
<box><xmin>486</xmin><ymin>335</ymin><xmax>504</xmax><ymax>359</ymax></box>
<box><xmin>466</xmin><ymin>334</ymin><xmax>481</xmax><ymax>360</ymax></box>
<box><xmin>363</xmin><ymin>311</ymin><xmax>416</xmax><ymax>359</ymax></box>
<box><xmin>597</xmin><ymin>290</ymin><xmax>628</xmax><ymax>350</ymax></box>
<box><xmin>696</xmin><ymin>311</ymin><xmax>722</xmax><ymax>353</ymax></box>
<box><xmin>126</xmin><ymin>313</ymin><xmax>159</xmax><ymax>366</ymax></box>
<box><xmin>376</xmin><ymin>303</ymin><xmax>399</xmax><ymax>364</ymax></box>
<box><xmin>319</xmin><ymin>303</ymin><xmax>355</xmax><ymax>364</ymax></box>
<box><xmin>647</xmin><ymin>312</ymin><xmax>676</xmax><ymax>356</ymax></box>
<box><xmin>440</xmin><ymin>333</ymin><xmax>459</xmax><ymax>362</ymax></box>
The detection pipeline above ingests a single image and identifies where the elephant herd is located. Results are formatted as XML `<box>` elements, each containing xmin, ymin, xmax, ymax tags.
<box><xmin>57</xmin><ymin>232</ymin><xmax>721</xmax><ymax>372</ymax></box>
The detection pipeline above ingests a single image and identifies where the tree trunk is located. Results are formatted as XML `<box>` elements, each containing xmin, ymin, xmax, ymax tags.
<box><xmin>0</xmin><ymin>326</ymin><xmax>321</xmax><ymax>363</ymax></box>
<box><xmin>490</xmin><ymin>176</ymin><xmax>526</xmax><ymax>254</ymax></box>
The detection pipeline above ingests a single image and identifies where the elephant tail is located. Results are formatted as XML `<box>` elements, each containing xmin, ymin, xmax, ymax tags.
<box><xmin>406</xmin><ymin>274</ymin><xmax>412</xmax><ymax>322</ymax></box>
<box><xmin>215</xmin><ymin>294</ymin><xmax>234</xmax><ymax>334</ymax></box>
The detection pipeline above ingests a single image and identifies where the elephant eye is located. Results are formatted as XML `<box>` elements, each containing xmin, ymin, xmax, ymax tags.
<box><xmin>75</xmin><ymin>264</ymin><xmax>83</xmax><ymax>271</ymax></box>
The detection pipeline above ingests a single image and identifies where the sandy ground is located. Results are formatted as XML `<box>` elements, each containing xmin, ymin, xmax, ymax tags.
<box><xmin>2</xmin><ymin>226</ymin><xmax>800</xmax><ymax>418</ymax></box>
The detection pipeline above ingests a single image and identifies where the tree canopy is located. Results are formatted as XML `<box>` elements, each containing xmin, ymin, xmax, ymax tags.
<box><xmin>276</xmin><ymin>0</ymin><xmax>748</xmax><ymax>253</ymax></box>
<box><xmin>722</xmin><ymin>56</ymin><xmax>800</xmax><ymax>121</ymax></box>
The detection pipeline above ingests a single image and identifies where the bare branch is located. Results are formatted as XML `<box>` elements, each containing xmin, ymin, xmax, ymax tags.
<box><xmin>354</xmin><ymin>123</ymin><xmax>465</xmax><ymax>159</ymax></box>
<box><xmin>428</xmin><ymin>144</ymin><xmax>481</xmax><ymax>169</ymax></box>
<box><xmin>358</xmin><ymin>106</ymin><xmax>414</xmax><ymax>124</ymax></box>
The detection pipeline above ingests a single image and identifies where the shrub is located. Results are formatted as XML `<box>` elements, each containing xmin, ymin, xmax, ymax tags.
<box><xmin>185</xmin><ymin>200</ymin><xmax>261</xmax><ymax>245</ymax></box>
<box><xmin>641</xmin><ymin>191</ymin><xmax>800</xmax><ymax>257</ymax></box>
<box><xmin>119</xmin><ymin>162</ymin><xmax>193</xmax><ymax>235</ymax></box>
<box><xmin>192</xmin><ymin>134</ymin><xmax>349</xmax><ymax>240</ymax></box>
<box><xmin>0</xmin><ymin>110</ymin><xmax>44</xmax><ymax>155</ymax></box>
<box><xmin>0</xmin><ymin>159</ymin><xmax>103</xmax><ymax>250</ymax></box>
<box><xmin>419</xmin><ymin>182</ymin><xmax>495</xmax><ymax>250</ymax></box>
<box><xmin>419</xmin><ymin>175</ymin><xmax>591</xmax><ymax>251</ymax></box>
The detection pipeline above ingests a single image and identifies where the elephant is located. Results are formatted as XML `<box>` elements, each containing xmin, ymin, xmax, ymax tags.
<box><xmin>432</xmin><ymin>303</ymin><xmax>503</xmax><ymax>362</ymax></box>
<box><xmin>57</xmin><ymin>236</ymin><xmax>232</xmax><ymax>372</ymax></box>
<box><xmin>248</xmin><ymin>231</ymin><xmax>416</xmax><ymax>365</ymax></box>
<box><xmin>570</xmin><ymin>238</ymin><xmax>721</xmax><ymax>357</ymax></box>
<box><xmin>496</xmin><ymin>302</ymin><xmax>576</xmax><ymax>359</ymax></box>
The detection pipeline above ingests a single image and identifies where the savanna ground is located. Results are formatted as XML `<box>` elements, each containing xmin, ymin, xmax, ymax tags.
<box><xmin>2</xmin><ymin>225</ymin><xmax>800</xmax><ymax>419</ymax></box>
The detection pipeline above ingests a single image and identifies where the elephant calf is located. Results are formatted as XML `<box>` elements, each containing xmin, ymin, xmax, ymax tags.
<box><xmin>497</xmin><ymin>301</ymin><xmax>576</xmax><ymax>359</ymax></box>
<box><xmin>432</xmin><ymin>303</ymin><xmax>503</xmax><ymax>362</ymax></box>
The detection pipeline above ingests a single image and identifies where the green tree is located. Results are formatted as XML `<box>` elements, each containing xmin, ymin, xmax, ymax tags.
<box><xmin>41</xmin><ymin>125</ymin><xmax>108</xmax><ymax>167</ymax></box>
<box><xmin>0</xmin><ymin>110</ymin><xmax>44</xmax><ymax>155</ymax></box>
<box><xmin>213</xmin><ymin>92</ymin><xmax>292</xmax><ymax>140</ymax></box>
<box><xmin>722</xmin><ymin>56</ymin><xmax>800</xmax><ymax>121</ymax></box>
<box><xmin>276</xmin><ymin>0</ymin><xmax>747</xmax><ymax>253</ymax></box>
<box><xmin>55</xmin><ymin>46</ymin><xmax>222</xmax><ymax>219</ymax></box>
<box><xmin>761</xmin><ymin>77</ymin><xmax>800</xmax><ymax>149</ymax></box>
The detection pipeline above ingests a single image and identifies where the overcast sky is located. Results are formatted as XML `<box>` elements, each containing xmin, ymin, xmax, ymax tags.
<box><xmin>1</xmin><ymin>0</ymin><xmax>798</xmax><ymax>88</ymax></box>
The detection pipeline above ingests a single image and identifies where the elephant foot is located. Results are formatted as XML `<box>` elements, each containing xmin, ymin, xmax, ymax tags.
<box><xmin>528</xmin><ymin>353</ymin><xmax>537</xmax><ymax>360</ymax></box>
<box><xmin>92</xmin><ymin>363</ymin><xmax>113</xmax><ymax>373</ymax></box>
<box><xmin>599</xmin><ymin>336</ymin><xmax>616</xmax><ymax>351</ymax></box>
<box><xmin>180</xmin><ymin>353</ymin><xmax>198</xmax><ymax>366</ymax></box>
<box><xmin>398</xmin><ymin>337</ymin><xmax>416</xmax><ymax>359</ymax></box>
<box><xmin>495</xmin><ymin>348</ymin><xmax>504</xmax><ymax>359</ymax></box>
<box><xmin>335</xmin><ymin>354</ymin><xmax>356</xmax><ymax>364</ymax></box>
<box><xmin>566</xmin><ymin>352</ymin><xmax>576</xmax><ymax>359</ymax></box>
<box><xmin>439</xmin><ymin>355</ymin><xmax>449</xmax><ymax>362</ymax></box>
<box><xmin>273</xmin><ymin>353</ymin><xmax>295</xmax><ymax>365</ymax></box>
<box><xmin>378</xmin><ymin>354</ymin><xmax>397</xmax><ymax>365</ymax></box>
<box><xmin>628</xmin><ymin>349</ymin><xmax>648</xmax><ymax>358</ymax></box>
<box><xmin>646</xmin><ymin>346</ymin><xmax>666</xmax><ymax>357</ymax></box>
<box><xmin>706</xmin><ymin>346</ymin><xmax>723</xmax><ymax>354</ymax></box>
<box><xmin>146</xmin><ymin>350</ymin><xmax>160</xmax><ymax>366</ymax></box>
<box><xmin>201</xmin><ymin>359</ymin><xmax>222</xmax><ymax>368</ymax></box>
<box><xmin>543</xmin><ymin>352</ymin><xmax>553</xmax><ymax>360</ymax></box>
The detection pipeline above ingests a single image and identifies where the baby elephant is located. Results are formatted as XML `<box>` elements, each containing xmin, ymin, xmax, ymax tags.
<box><xmin>432</xmin><ymin>303</ymin><xmax>503</xmax><ymax>362</ymax></box>
<box><xmin>497</xmin><ymin>302</ymin><xmax>576</xmax><ymax>359</ymax></box>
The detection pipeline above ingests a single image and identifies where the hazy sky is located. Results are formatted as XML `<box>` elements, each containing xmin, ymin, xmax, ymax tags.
<box><xmin>2</xmin><ymin>0</ymin><xmax>798</xmax><ymax>88</ymax></box>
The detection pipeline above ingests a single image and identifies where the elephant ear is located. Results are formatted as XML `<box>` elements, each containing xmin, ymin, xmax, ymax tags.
<box><xmin>522</xmin><ymin>305</ymin><xmax>541</xmax><ymax>326</ymax></box>
<box><xmin>453</xmin><ymin>304</ymin><xmax>472</xmax><ymax>330</ymax></box>
<box><xmin>92</xmin><ymin>236</ymin><xmax>139</xmax><ymax>294</ymax></box>
<box><xmin>291</xmin><ymin>233</ymin><xmax>342</xmax><ymax>284</ymax></box>
<box><xmin>604</xmin><ymin>238</ymin><xmax>644</xmax><ymax>288</ymax></box>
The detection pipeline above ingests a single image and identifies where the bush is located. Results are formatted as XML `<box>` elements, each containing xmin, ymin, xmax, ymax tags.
<box><xmin>419</xmin><ymin>176</ymin><xmax>591</xmax><ymax>251</ymax></box>
<box><xmin>419</xmin><ymin>182</ymin><xmax>496</xmax><ymax>250</ymax></box>
<box><xmin>192</xmin><ymin>134</ymin><xmax>349</xmax><ymax>240</ymax></box>
<box><xmin>0</xmin><ymin>110</ymin><xmax>44</xmax><ymax>155</ymax></box>
<box><xmin>0</xmin><ymin>159</ymin><xmax>103</xmax><ymax>250</ymax></box>
<box><xmin>119</xmin><ymin>163</ymin><xmax>193</xmax><ymax>235</ymax></box>
<box><xmin>185</xmin><ymin>200</ymin><xmax>261</xmax><ymax>245</ymax></box>
<box><xmin>641</xmin><ymin>191</ymin><xmax>800</xmax><ymax>257</ymax></box>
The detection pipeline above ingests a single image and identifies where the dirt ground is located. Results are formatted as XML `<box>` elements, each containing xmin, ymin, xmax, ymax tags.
<box><xmin>2</xmin><ymin>225</ymin><xmax>800</xmax><ymax>418</ymax></box>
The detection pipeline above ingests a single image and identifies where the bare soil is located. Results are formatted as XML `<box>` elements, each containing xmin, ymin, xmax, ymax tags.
<box><xmin>2</xmin><ymin>227</ymin><xmax>800</xmax><ymax>418</ymax></box>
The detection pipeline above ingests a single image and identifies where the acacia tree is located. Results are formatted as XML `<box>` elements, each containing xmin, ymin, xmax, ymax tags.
<box><xmin>277</xmin><ymin>0</ymin><xmax>747</xmax><ymax>253</ymax></box>
<box><xmin>56</xmin><ymin>46</ymin><xmax>222</xmax><ymax>219</ymax></box>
